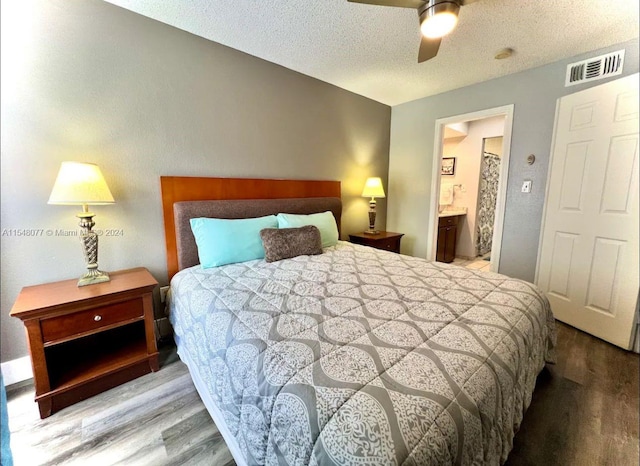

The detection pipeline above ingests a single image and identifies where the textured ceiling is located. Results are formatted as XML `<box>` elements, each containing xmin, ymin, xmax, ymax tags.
<box><xmin>104</xmin><ymin>0</ymin><xmax>639</xmax><ymax>106</ymax></box>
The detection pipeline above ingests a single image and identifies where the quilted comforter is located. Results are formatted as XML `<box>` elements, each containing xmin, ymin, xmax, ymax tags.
<box><xmin>169</xmin><ymin>241</ymin><xmax>556</xmax><ymax>466</ymax></box>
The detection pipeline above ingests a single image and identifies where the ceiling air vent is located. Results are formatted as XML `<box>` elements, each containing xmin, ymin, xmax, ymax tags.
<box><xmin>565</xmin><ymin>49</ymin><xmax>625</xmax><ymax>87</ymax></box>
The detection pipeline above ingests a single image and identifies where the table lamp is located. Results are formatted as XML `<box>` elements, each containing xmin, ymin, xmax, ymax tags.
<box><xmin>48</xmin><ymin>162</ymin><xmax>115</xmax><ymax>286</ymax></box>
<box><xmin>362</xmin><ymin>177</ymin><xmax>385</xmax><ymax>234</ymax></box>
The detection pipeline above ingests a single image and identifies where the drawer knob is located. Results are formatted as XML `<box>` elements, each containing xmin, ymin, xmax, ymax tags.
<box><xmin>94</xmin><ymin>315</ymin><xmax>102</xmax><ymax>322</ymax></box>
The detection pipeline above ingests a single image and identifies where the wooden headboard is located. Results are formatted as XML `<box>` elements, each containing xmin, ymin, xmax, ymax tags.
<box><xmin>160</xmin><ymin>176</ymin><xmax>342</xmax><ymax>280</ymax></box>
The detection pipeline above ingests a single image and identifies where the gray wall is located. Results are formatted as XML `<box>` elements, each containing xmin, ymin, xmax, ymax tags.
<box><xmin>388</xmin><ymin>39</ymin><xmax>639</xmax><ymax>282</ymax></box>
<box><xmin>0</xmin><ymin>0</ymin><xmax>391</xmax><ymax>363</ymax></box>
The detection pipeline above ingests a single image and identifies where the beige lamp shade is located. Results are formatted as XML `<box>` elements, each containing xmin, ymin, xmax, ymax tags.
<box><xmin>361</xmin><ymin>177</ymin><xmax>386</xmax><ymax>199</ymax></box>
<box><xmin>48</xmin><ymin>162</ymin><xmax>115</xmax><ymax>205</ymax></box>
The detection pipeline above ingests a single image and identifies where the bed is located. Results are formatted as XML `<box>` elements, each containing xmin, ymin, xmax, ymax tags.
<box><xmin>161</xmin><ymin>176</ymin><xmax>556</xmax><ymax>466</ymax></box>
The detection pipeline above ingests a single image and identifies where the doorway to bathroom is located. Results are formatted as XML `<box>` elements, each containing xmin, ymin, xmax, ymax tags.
<box><xmin>426</xmin><ymin>105</ymin><xmax>514</xmax><ymax>273</ymax></box>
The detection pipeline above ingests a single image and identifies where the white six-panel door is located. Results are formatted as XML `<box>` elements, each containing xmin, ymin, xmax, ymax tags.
<box><xmin>537</xmin><ymin>73</ymin><xmax>639</xmax><ymax>349</ymax></box>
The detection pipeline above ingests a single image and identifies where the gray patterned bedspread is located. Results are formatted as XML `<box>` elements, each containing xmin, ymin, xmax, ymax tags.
<box><xmin>169</xmin><ymin>241</ymin><xmax>556</xmax><ymax>466</ymax></box>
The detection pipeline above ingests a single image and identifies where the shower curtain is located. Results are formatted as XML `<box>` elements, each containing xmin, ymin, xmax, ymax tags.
<box><xmin>476</xmin><ymin>152</ymin><xmax>501</xmax><ymax>256</ymax></box>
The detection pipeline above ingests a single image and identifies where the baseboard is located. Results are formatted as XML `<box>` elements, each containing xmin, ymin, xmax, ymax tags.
<box><xmin>1</xmin><ymin>356</ymin><xmax>33</xmax><ymax>386</ymax></box>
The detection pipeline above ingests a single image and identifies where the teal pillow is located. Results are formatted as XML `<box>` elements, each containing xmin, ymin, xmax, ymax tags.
<box><xmin>276</xmin><ymin>211</ymin><xmax>339</xmax><ymax>248</ymax></box>
<box><xmin>190</xmin><ymin>215</ymin><xmax>278</xmax><ymax>268</ymax></box>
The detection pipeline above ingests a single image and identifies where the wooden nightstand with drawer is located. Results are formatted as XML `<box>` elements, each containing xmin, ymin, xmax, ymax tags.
<box><xmin>349</xmin><ymin>231</ymin><xmax>404</xmax><ymax>254</ymax></box>
<box><xmin>11</xmin><ymin>267</ymin><xmax>159</xmax><ymax>418</ymax></box>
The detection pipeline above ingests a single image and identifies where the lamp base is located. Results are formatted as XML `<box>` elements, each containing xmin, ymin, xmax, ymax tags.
<box><xmin>366</xmin><ymin>199</ymin><xmax>379</xmax><ymax>235</ymax></box>
<box><xmin>78</xmin><ymin>269</ymin><xmax>110</xmax><ymax>287</ymax></box>
<box><xmin>76</xmin><ymin>209</ymin><xmax>110</xmax><ymax>287</ymax></box>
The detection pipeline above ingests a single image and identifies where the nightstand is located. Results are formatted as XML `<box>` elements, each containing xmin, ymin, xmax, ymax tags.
<box><xmin>349</xmin><ymin>231</ymin><xmax>404</xmax><ymax>254</ymax></box>
<box><xmin>11</xmin><ymin>267</ymin><xmax>159</xmax><ymax>418</ymax></box>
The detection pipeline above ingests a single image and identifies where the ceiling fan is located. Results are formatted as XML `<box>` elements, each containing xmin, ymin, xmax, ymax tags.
<box><xmin>348</xmin><ymin>0</ymin><xmax>475</xmax><ymax>63</ymax></box>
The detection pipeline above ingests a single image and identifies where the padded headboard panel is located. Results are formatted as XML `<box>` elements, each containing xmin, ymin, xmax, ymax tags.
<box><xmin>174</xmin><ymin>197</ymin><xmax>342</xmax><ymax>273</ymax></box>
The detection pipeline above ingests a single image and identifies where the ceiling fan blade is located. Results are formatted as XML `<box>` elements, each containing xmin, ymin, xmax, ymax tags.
<box><xmin>348</xmin><ymin>0</ymin><xmax>425</xmax><ymax>8</ymax></box>
<box><xmin>418</xmin><ymin>35</ymin><xmax>441</xmax><ymax>62</ymax></box>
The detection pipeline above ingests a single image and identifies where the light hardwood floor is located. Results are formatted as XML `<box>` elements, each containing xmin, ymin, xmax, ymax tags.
<box><xmin>6</xmin><ymin>323</ymin><xmax>639</xmax><ymax>466</ymax></box>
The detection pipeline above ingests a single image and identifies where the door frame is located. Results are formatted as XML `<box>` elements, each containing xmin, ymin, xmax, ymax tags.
<box><xmin>534</xmin><ymin>97</ymin><xmax>562</xmax><ymax>285</ymax></box>
<box><xmin>426</xmin><ymin>105</ymin><xmax>514</xmax><ymax>272</ymax></box>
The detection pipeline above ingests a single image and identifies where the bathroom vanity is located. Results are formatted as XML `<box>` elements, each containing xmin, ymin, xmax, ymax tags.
<box><xmin>436</xmin><ymin>210</ymin><xmax>466</xmax><ymax>263</ymax></box>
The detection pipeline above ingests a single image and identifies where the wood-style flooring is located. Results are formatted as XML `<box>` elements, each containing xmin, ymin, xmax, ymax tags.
<box><xmin>6</xmin><ymin>322</ymin><xmax>639</xmax><ymax>466</ymax></box>
<box><xmin>505</xmin><ymin>322</ymin><xmax>639</xmax><ymax>466</ymax></box>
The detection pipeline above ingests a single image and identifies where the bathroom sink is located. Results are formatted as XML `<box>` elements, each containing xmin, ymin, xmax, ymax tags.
<box><xmin>438</xmin><ymin>208</ymin><xmax>467</xmax><ymax>218</ymax></box>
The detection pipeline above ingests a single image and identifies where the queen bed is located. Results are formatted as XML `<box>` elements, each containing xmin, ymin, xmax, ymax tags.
<box><xmin>161</xmin><ymin>176</ymin><xmax>556</xmax><ymax>466</ymax></box>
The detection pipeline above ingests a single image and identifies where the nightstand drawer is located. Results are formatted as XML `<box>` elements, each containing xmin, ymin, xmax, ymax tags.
<box><xmin>41</xmin><ymin>298</ymin><xmax>144</xmax><ymax>343</ymax></box>
<box><xmin>349</xmin><ymin>231</ymin><xmax>404</xmax><ymax>254</ymax></box>
<box><xmin>378</xmin><ymin>237</ymin><xmax>401</xmax><ymax>252</ymax></box>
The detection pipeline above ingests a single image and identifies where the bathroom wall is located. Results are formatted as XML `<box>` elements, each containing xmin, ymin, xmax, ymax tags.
<box><xmin>483</xmin><ymin>137</ymin><xmax>504</xmax><ymax>157</ymax></box>
<box><xmin>441</xmin><ymin>115</ymin><xmax>505</xmax><ymax>258</ymax></box>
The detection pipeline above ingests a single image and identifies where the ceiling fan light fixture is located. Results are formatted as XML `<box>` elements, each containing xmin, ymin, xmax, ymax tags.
<box><xmin>420</xmin><ymin>1</ymin><xmax>460</xmax><ymax>39</ymax></box>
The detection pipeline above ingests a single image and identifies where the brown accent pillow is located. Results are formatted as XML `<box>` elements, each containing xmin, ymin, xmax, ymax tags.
<box><xmin>260</xmin><ymin>225</ymin><xmax>323</xmax><ymax>263</ymax></box>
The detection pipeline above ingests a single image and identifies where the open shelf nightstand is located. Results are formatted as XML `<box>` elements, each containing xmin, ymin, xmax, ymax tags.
<box><xmin>10</xmin><ymin>267</ymin><xmax>159</xmax><ymax>418</ymax></box>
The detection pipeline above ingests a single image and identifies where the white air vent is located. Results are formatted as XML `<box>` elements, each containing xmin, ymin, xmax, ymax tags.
<box><xmin>565</xmin><ymin>49</ymin><xmax>625</xmax><ymax>87</ymax></box>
